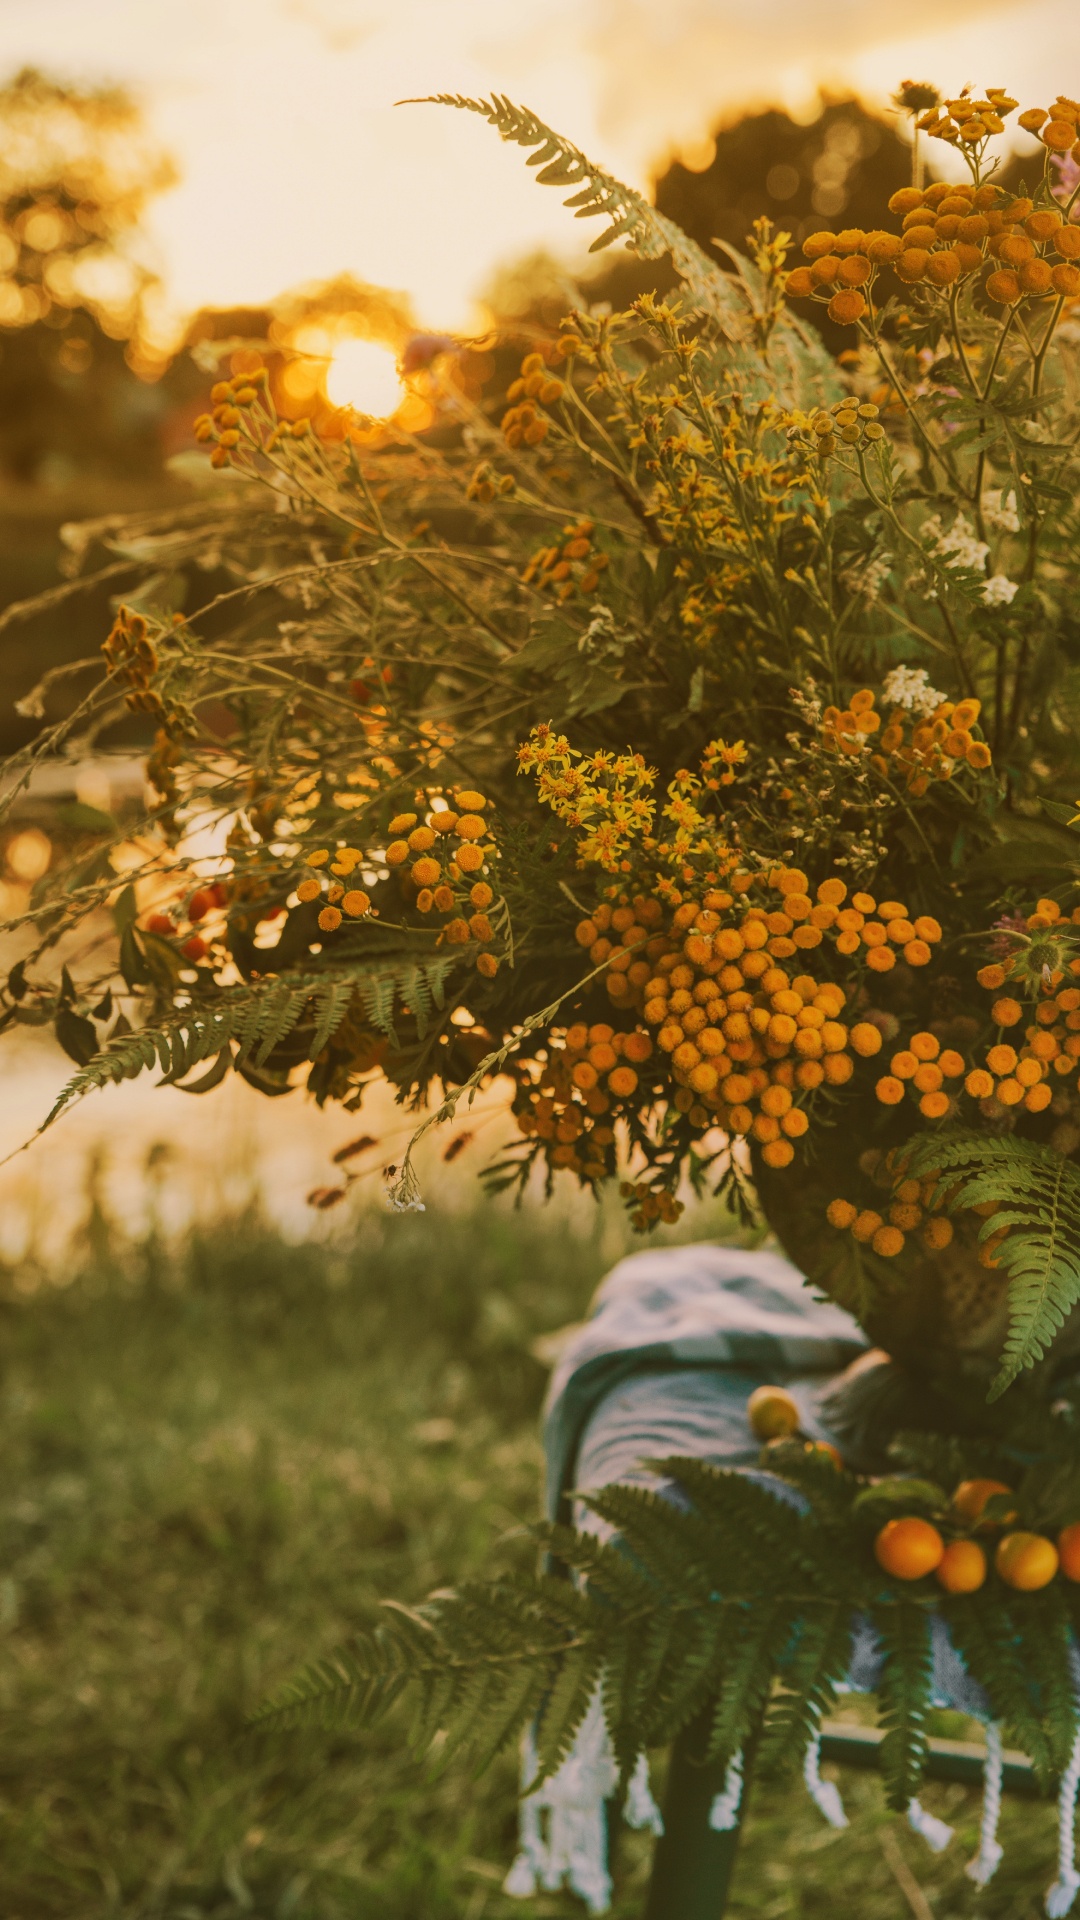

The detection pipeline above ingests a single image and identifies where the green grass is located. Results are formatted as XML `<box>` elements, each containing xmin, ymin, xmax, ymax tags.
<box><xmin>0</xmin><ymin>1195</ymin><xmax>1069</xmax><ymax>1917</ymax></box>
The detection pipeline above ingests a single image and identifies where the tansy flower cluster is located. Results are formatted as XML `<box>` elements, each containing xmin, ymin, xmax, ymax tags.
<box><xmin>569</xmin><ymin>868</ymin><xmax>942</xmax><ymax>1174</ymax></box>
<box><xmin>784</xmin><ymin>399</ymin><xmax>886</xmax><ymax>459</ymax></box>
<box><xmin>820</xmin><ymin>688</ymin><xmax>992</xmax><ymax>795</ymax></box>
<box><xmin>510</xmin><ymin>1018</ymin><xmax>667</xmax><ymax>1204</ymax></box>
<box><xmin>382</xmin><ymin>789</ymin><xmax>501</xmax><ymax>974</ymax></box>
<box><xmin>784</xmin><ymin>166</ymin><xmax>1080</xmax><ymax>327</ymax></box>
<box><xmin>521</xmin><ymin>520</ymin><xmax>608</xmax><ymax>600</ymax></box>
<box><xmin>500</xmin><ymin>349</ymin><xmax>566</xmax><ymax>449</ymax></box>
<box><xmin>192</xmin><ymin>367</ymin><xmax>314</xmax><ymax>469</ymax></box>
<box><xmin>827</xmin><ymin>1143</ymin><xmax>1023</xmax><ymax>1272</ymax></box>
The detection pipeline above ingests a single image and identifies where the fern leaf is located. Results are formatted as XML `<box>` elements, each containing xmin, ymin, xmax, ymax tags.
<box><xmin>871</xmin><ymin>1601</ymin><xmax>932</xmax><ymax>1809</ymax></box>
<box><xmin>758</xmin><ymin>1601</ymin><xmax>852</xmax><ymax>1777</ymax></box>
<box><xmin>308</xmin><ymin>978</ymin><xmax>355</xmax><ymax>1057</ymax></box>
<box><xmin>409</xmin><ymin>93</ymin><xmax>746</xmax><ymax>321</ymax></box>
<box><xmin>909</xmin><ymin>1132</ymin><xmax>1080</xmax><ymax>1395</ymax></box>
<box><xmin>707</xmin><ymin>1599</ymin><xmax>795</xmax><ymax>1770</ymax></box>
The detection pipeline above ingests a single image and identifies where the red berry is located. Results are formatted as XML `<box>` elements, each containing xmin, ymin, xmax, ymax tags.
<box><xmin>187</xmin><ymin>889</ymin><xmax>213</xmax><ymax>921</ymax></box>
<box><xmin>145</xmin><ymin>914</ymin><xmax>175</xmax><ymax>936</ymax></box>
<box><xmin>182</xmin><ymin>935</ymin><xmax>207</xmax><ymax>960</ymax></box>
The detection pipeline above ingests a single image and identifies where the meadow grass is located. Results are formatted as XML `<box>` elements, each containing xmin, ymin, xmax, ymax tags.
<box><xmin>0</xmin><ymin>1192</ymin><xmax>1068</xmax><ymax>1918</ymax></box>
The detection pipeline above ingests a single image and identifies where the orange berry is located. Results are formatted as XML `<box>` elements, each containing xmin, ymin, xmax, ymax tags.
<box><xmin>923</xmin><ymin>1216</ymin><xmax>954</xmax><ymax>1250</ymax></box>
<box><xmin>995</xmin><ymin>1531</ymin><xmax>1059</xmax><ymax>1591</ymax></box>
<box><xmin>938</xmin><ymin>1050</ymin><xmax>965</xmax><ymax>1078</ymax></box>
<box><xmin>965</xmin><ymin>1067</ymin><xmax>995</xmax><ymax>1097</ymax></box>
<box><xmin>317</xmin><ymin>907</ymin><xmax>342</xmax><ymax>933</ymax></box>
<box><xmin>747</xmin><ymin>1384</ymin><xmax>800</xmax><ymax>1439</ymax></box>
<box><xmin>872</xmin><ymin>1224</ymin><xmax>905</xmax><ymax>1257</ymax></box>
<box><xmin>342</xmin><ymin>890</ymin><xmax>370</xmax><ymax>918</ymax></box>
<box><xmin>761</xmin><ymin>1138</ymin><xmax>795</xmax><ymax>1168</ymax></box>
<box><xmin>953</xmin><ymin>1480</ymin><xmax>1016</xmax><ymax>1528</ymax></box>
<box><xmin>1058</xmin><ymin>1522</ymin><xmax>1080</xmax><ymax>1582</ymax></box>
<box><xmin>866</xmin><ymin>946</ymin><xmax>896</xmax><ymax>972</ymax></box>
<box><xmin>851</xmin><ymin>1209</ymin><xmax>883</xmax><ymax>1242</ymax></box>
<box><xmin>986</xmin><ymin>1044</ymin><xmax>1017</xmax><ymax>1075</ymax></box>
<box><xmin>875</xmin><ymin>1075</ymin><xmax>906</xmax><ymax>1105</ymax></box>
<box><xmin>992</xmin><ymin>997</ymin><xmax>1023</xmax><ymax>1026</ymax></box>
<box><xmin>936</xmin><ymin>1540</ymin><xmax>987</xmax><ymax>1593</ymax></box>
<box><xmin>827</xmin><ymin>1199</ymin><xmax>857</xmax><ymax>1229</ymax></box>
<box><xmin>875</xmin><ymin>1517</ymin><xmax>945</xmax><ymax>1580</ymax></box>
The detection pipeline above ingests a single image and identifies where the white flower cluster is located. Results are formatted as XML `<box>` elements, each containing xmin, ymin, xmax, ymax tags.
<box><xmin>983</xmin><ymin>574</ymin><xmax>1019</xmax><ymax>607</ymax></box>
<box><xmin>922</xmin><ymin>513</ymin><xmax>990</xmax><ymax>573</ymax></box>
<box><xmin>985</xmin><ymin>490</ymin><xmax>1020</xmax><ymax>534</ymax></box>
<box><xmin>881</xmin><ymin>666</ymin><xmax>945</xmax><ymax>716</ymax></box>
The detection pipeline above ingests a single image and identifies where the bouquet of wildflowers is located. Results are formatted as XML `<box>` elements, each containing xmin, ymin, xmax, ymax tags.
<box><xmin>11</xmin><ymin>80</ymin><xmax>1080</xmax><ymax>1844</ymax></box>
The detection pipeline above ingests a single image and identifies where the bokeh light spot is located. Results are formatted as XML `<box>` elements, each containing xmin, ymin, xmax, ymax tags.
<box><xmin>326</xmin><ymin>337</ymin><xmax>404</xmax><ymax>417</ymax></box>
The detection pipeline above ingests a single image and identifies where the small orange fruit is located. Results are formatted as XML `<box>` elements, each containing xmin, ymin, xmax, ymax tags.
<box><xmin>1058</xmin><ymin>1523</ymin><xmax>1080</xmax><ymax>1582</ymax></box>
<box><xmin>875</xmin><ymin>1516</ymin><xmax>945</xmax><ymax>1580</ymax></box>
<box><xmin>747</xmin><ymin>1385</ymin><xmax>800</xmax><ymax>1439</ymax></box>
<box><xmin>952</xmin><ymin>1479</ymin><xmax>1016</xmax><ymax>1529</ymax></box>
<box><xmin>936</xmin><ymin>1539</ymin><xmax>987</xmax><ymax>1593</ymax></box>
<box><xmin>807</xmin><ymin>1439</ymin><xmax>843</xmax><ymax>1468</ymax></box>
<box><xmin>995</xmin><ymin>1531</ymin><xmax>1059</xmax><ymax>1591</ymax></box>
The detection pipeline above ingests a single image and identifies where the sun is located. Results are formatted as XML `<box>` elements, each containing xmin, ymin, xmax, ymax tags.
<box><xmin>325</xmin><ymin>337</ymin><xmax>404</xmax><ymax>416</ymax></box>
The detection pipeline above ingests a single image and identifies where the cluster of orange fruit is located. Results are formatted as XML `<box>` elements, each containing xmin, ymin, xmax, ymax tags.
<box><xmin>821</xmin><ymin>690</ymin><xmax>992</xmax><ymax>792</ymax></box>
<box><xmin>564</xmin><ymin>867</ymin><xmax>940</xmax><ymax>1173</ymax></box>
<box><xmin>521</xmin><ymin>519</ymin><xmax>608</xmax><ymax>600</ymax></box>
<box><xmin>500</xmin><ymin>350</ymin><xmax>566</xmax><ymax>450</ymax></box>
<box><xmin>874</xmin><ymin>1480</ymin><xmax>1080</xmax><ymax>1596</ymax></box>
<box><xmin>784</xmin><ymin>179</ymin><xmax>1080</xmax><ymax>326</ymax></box>
<box><xmin>747</xmin><ymin>1390</ymin><xmax>1079</xmax><ymax>1595</ymax></box>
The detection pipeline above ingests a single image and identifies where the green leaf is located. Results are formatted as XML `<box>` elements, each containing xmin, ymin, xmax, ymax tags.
<box><xmin>56</xmin><ymin>801</ymin><xmax>118</xmax><ymax>835</ymax></box>
<box><xmin>54</xmin><ymin>1007</ymin><xmax>99</xmax><ymax>1066</ymax></box>
<box><xmin>852</xmin><ymin>1479</ymin><xmax>949</xmax><ymax>1521</ymax></box>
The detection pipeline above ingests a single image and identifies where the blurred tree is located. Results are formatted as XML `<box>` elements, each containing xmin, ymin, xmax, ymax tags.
<box><xmin>0</xmin><ymin>67</ymin><xmax>176</xmax><ymax>487</ymax></box>
<box><xmin>652</xmin><ymin>95</ymin><xmax>917</xmax><ymax>351</ymax></box>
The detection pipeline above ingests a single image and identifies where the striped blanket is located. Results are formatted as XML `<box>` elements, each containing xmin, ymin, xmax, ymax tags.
<box><xmin>504</xmin><ymin>1241</ymin><xmax>1076</xmax><ymax>1915</ymax></box>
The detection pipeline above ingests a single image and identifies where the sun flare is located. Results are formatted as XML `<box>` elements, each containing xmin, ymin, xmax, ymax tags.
<box><xmin>325</xmin><ymin>337</ymin><xmax>404</xmax><ymax>417</ymax></box>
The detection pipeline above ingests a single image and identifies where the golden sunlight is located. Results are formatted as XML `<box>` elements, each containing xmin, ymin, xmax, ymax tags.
<box><xmin>326</xmin><ymin>336</ymin><xmax>405</xmax><ymax>417</ymax></box>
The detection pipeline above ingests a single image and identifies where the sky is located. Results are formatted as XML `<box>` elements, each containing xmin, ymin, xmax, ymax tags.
<box><xmin>0</xmin><ymin>0</ymin><xmax>1075</xmax><ymax>335</ymax></box>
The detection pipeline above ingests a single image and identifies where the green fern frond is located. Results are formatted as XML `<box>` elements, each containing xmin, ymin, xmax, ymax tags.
<box><xmin>758</xmin><ymin>1600</ymin><xmax>853</xmax><ymax>1778</ymax></box>
<box><xmin>409</xmin><ymin>93</ymin><xmax>746</xmax><ymax>321</ymax></box>
<box><xmin>42</xmin><ymin>956</ymin><xmax>461</xmax><ymax>1135</ymax></box>
<box><xmin>909</xmin><ymin>1132</ymin><xmax>1080</xmax><ymax>1396</ymax></box>
<box><xmin>871</xmin><ymin>1601</ymin><xmax>933</xmax><ymax>1810</ymax></box>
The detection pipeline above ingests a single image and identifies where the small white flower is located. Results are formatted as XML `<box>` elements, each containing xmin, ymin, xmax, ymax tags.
<box><xmin>985</xmin><ymin>490</ymin><xmax>1020</xmax><ymax>534</ymax></box>
<box><xmin>924</xmin><ymin>512</ymin><xmax>990</xmax><ymax>573</ymax></box>
<box><xmin>881</xmin><ymin>666</ymin><xmax>945</xmax><ymax>716</ymax></box>
<box><xmin>983</xmin><ymin>574</ymin><xmax>1019</xmax><ymax>607</ymax></box>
